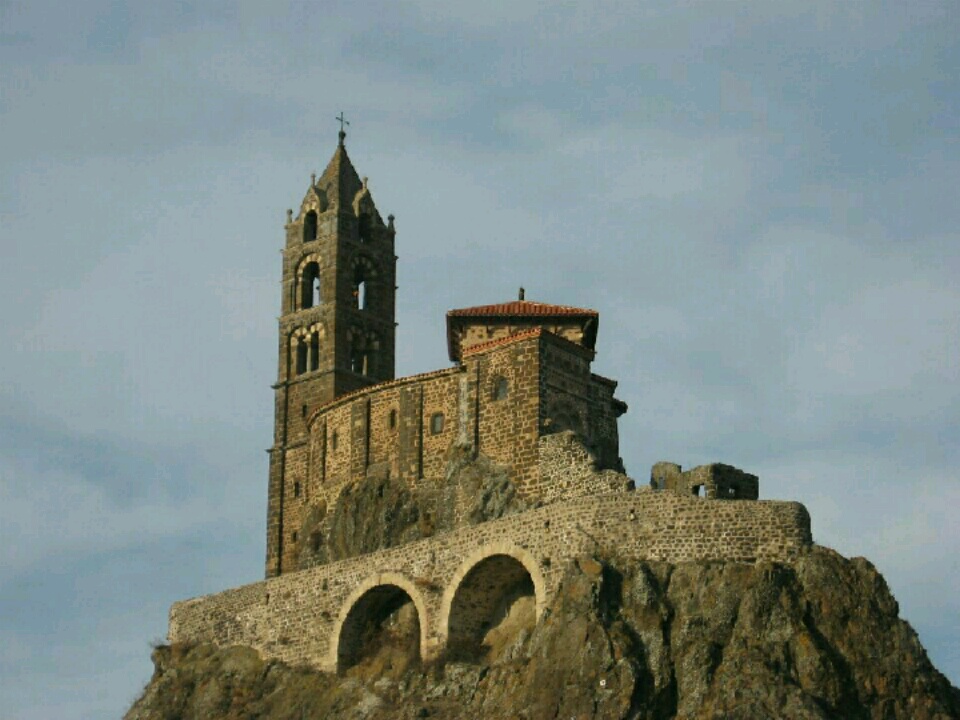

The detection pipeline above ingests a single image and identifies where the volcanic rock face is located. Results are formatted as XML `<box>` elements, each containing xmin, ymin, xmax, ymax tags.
<box><xmin>297</xmin><ymin>451</ymin><xmax>533</xmax><ymax>568</ymax></box>
<box><xmin>127</xmin><ymin>547</ymin><xmax>960</xmax><ymax>720</ymax></box>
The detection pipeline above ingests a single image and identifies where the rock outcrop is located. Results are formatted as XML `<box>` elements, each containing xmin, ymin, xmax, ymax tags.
<box><xmin>127</xmin><ymin>546</ymin><xmax>960</xmax><ymax>720</ymax></box>
<box><xmin>298</xmin><ymin>450</ymin><xmax>532</xmax><ymax>569</ymax></box>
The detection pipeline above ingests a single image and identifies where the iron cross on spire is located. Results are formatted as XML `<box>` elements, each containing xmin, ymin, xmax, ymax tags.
<box><xmin>336</xmin><ymin>111</ymin><xmax>350</xmax><ymax>145</ymax></box>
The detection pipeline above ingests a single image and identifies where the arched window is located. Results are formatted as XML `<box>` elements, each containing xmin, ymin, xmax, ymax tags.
<box><xmin>353</xmin><ymin>263</ymin><xmax>370</xmax><ymax>310</ymax></box>
<box><xmin>309</xmin><ymin>332</ymin><xmax>320</xmax><ymax>372</ymax></box>
<box><xmin>303</xmin><ymin>210</ymin><xmax>318</xmax><ymax>242</ymax></box>
<box><xmin>295</xmin><ymin>336</ymin><xmax>308</xmax><ymax>375</ymax></box>
<box><xmin>300</xmin><ymin>262</ymin><xmax>321</xmax><ymax>309</ymax></box>
<box><xmin>389</xmin><ymin>409</ymin><xmax>397</xmax><ymax>429</ymax></box>
<box><xmin>430</xmin><ymin>412</ymin><xmax>444</xmax><ymax>435</ymax></box>
<box><xmin>493</xmin><ymin>376</ymin><xmax>509</xmax><ymax>400</ymax></box>
<box><xmin>357</xmin><ymin>279</ymin><xmax>367</xmax><ymax>310</ymax></box>
<box><xmin>348</xmin><ymin>330</ymin><xmax>378</xmax><ymax>377</ymax></box>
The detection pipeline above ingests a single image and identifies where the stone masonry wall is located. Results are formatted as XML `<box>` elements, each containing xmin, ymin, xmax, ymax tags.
<box><xmin>277</xmin><ymin>334</ymin><xmax>553</xmax><ymax>571</ymax></box>
<box><xmin>536</xmin><ymin>432</ymin><xmax>634</xmax><ymax>501</ymax></box>
<box><xmin>652</xmin><ymin>460</ymin><xmax>760</xmax><ymax>500</ymax></box>
<box><xmin>169</xmin><ymin>487</ymin><xmax>812</xmax><ymax>674</ymax></box>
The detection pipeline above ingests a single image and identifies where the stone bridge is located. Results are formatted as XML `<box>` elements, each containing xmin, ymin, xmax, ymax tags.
<box><xmin>169</xmin><ymin>490</ymin><xmax>811</xmax><ymax>673</ymax></box>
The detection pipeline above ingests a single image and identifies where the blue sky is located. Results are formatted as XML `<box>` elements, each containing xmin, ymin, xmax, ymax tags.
<box><xmin>1</xmin><ymin>2</ymin><xmax>958</xmax><ymax>717</ymax></box>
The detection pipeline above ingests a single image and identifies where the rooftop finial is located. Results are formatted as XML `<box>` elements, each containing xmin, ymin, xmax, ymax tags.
<box><xmin>336</xmin><ymin>111</ymin><xmax>350</xmax><ymax>146</ymax></box>
<box><xmin>519</xmin><ymin>287</ymin><xmax>525</xmax><ymax>301</ymax></box>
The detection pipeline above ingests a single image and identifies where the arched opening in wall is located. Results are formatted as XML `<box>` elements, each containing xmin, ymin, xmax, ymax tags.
<box><xmin>446</xmin><ymin>554</ymin><xmax>536</xmax><ymax>664</ymax></box>
<box><xmin>692</xmin><ymin>484</ymin><xmax>704</xmax><ymax>497</ymax></box>
<box><xmin>337</xmin><ymin>584</ymin><xmax>421</xmax><ymax>677</ymax></box>
<box><xmin>309</xmin><ymin>332</ymin><xmax>320</xmax><ymax>372</ymax></box>
<box><xmin>352</xmin><ymin>263</ymin><xmax>371</xmax><ymax>310</ymax></box>
<box><xmin>351</xmin><ymin>256</ymin><xmax>377</xmax><ymax>312</ymax></box>
<box><xmin>357</xmin><ymin>279</ymin><xmax>367</xmax><ymax>310</ymax></box>
<box><xmin>295</xmin><ymin>336</ymin><xmax>308</xmax><ymax>375</ymax></box>
<box><xmin>348</xmin><ymin>330</ymin><xmax>379</xmax><ymax>377</ymax></box>
<box><xmin>493</xmin><ymin>376</ymin><xmax>509</xmax><ymax>400</ymax></box>
<box><xmin>303</xmin><ymin>210</ymin><xmax>318</xmax><ymax>242</ymax></box>
<box><xmin>300</xmin><ymin>261</ymin><xmax>321</xmax><ymax>309</ymax></box>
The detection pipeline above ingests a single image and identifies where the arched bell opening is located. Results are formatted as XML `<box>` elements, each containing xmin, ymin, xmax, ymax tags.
<box><xmin>336</xmin><ymin>584</ymin><xmax>422</xmax><ymax>677</ymax></box>
<box><xmin>446</xmin><ymin>554</ymin><xmax>537</xmax><ymax>664</ymax></box>
<box><xmin>348</xmin><ymin>329</ymin><xmax>379</xmax><ymax>377</ymax></box>
<box><xmin>303</xmin><ymin>210</ymin><xmax>318</xmax><ymax>242</ymax></box>
<box><xmin>300</xmin><ymin>261</ymin><xmax>321</xmax><ymax>309</ymax></box>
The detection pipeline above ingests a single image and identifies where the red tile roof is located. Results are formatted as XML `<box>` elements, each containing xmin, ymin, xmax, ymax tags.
<box><xmin>447</xmin><ymin>300</ymin><xmax>597</xmax><ymax>318</ymax></box>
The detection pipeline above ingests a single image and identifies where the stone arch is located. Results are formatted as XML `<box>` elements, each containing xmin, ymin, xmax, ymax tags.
<box><xmin>290</xmin><ymin>323</ymin><xmax>324</xmax><ymax>375</ymax></box>
<box><xmin>330</xmin><ymin>572</ymin><xmax>429</xmax><ymax>674</ymax></box>
<box><xmin>439</xmin><ymin>543</ymin><xmax>546</xmax><ymax>660</ymax></box>
<box><xmin>303</xmin><ymin>210</ymin><xmax>318</xmax><ymax>242</ymax></box>
<box><xmin>350</xmin><ymin>254</ymin><xmax>378</xmax><ymax>311</ymax></box>
<box><xmin>296</xmin><ymin>253</ymin><xmax>323</xmax><ymax>309</ymax></box>
<box><xmin>347</xmin><ymin>326</ymin><xmax>380</xmax><ymax>376</ymax></box>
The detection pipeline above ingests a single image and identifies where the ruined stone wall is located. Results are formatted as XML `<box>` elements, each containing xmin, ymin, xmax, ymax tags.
<box><xmin>170</xmin><ymin>488</ymin><xmax>812</xmax><ymax>673</ymax></box>
<box><xmin>651</xmin><ymin>461</ymin><xmax>760</xmax><ymax>500</ymax></box>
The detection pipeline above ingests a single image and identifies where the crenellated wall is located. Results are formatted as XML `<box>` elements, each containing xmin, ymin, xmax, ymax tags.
<box><xmin>169</xmin><ymin>485</ymin><xmax>812</xmax><ymax>674</ymax></box>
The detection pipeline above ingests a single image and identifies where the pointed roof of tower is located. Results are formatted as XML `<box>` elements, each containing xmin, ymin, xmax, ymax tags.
<box><xmin>314</xmin><ymin>130</ymin><xmax>364</xmax><ymax>210</ymax></box>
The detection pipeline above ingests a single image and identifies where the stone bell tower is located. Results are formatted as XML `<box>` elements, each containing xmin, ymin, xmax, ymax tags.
<box><xmin>265</xmin><ymin>127</ymin><xmax>397</xmax><ymax>577</ymax></box>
